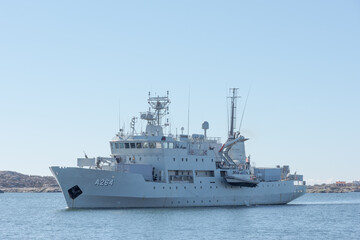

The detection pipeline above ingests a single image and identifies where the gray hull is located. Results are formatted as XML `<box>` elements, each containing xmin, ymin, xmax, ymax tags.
<box><xmin>50</xmin><ymin>166</ymin><xmax>306</xmax><ymax>209</ymax></box>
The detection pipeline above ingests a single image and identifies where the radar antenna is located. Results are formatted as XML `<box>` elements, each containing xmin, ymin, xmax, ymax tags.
<box><xmin>140</xmin><ymin>91</ymin><xmax>171</xmax><ymax>128</ymax></box>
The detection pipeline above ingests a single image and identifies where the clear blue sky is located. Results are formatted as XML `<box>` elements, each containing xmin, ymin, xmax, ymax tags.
<box><xmin>0</xmin><ymin>1</ymin><xmax>359</xmax><ymax>184</ymax></box>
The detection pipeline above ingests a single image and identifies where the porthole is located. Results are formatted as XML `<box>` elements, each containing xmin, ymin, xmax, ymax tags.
<box><xmin>201</xmin><ymin>200</ymin><xmax>203</xmax><ymax>203</ymax></box>
<box><xmin>176</xmin><ymin>186</ymin><xmax>178</xmax><ymax>189</ymax></box>
<box><xmin>184</xmin><ymin>186</ymin><xmax>186</xmax><ymax>189</ymax></box>
<box><xmin>210</xmin><ymin>186</ymin><xmax>212</xmax><ymax>189</ymax></box>
<box><xmin>196</xmin><ymin>158</ymin><xmax>198</xmax><ymax>162</ymax></box>
<box><xmin>202</xmin><ymin>159</ymin><xmax>204</xmax><ymax>162</ymax></box>
<box><xmin>178</xmin><ymin>201</ymin><xmax>180</xmax><ymax>204</ymax></box>
<box><xmin>173</xmin><ymin>158</ymin><xmax>175</xmax><ymax>161</ymax></box>
<box><xmin>216</xmin><ymin>186</ymin><xmax>218</xmax><ymax>188</ymax></box>
<box><xmin>186</xmin><ymin>159</ymin><xmax>188</xmax><ymax>162</ymax></box>
<box><xmin>200</xmin><ymin>186</ymin><xmax>202</xmax><ymax>189</ymax></box>
<box><xmin>193</xmin><ymin>201</ymin><xmax>195</xmax><ymax>203</ymax></box>
<box><xmin>182</xmin><ymin>159</ymin><xmax>184</xmax><ymax>162</ymax></box>
<box><xmin>153</xmin><ymin>187</ymin><xmax>156</xmax><ymax>189</ymax></box>
<box><xmin>217</xmin><ymin>200</ymin><xmax>219</xmax><ymax>202</ymax></box>
<box><xmin>187</xmin><ymin>201</ymin><xmax>189</xmax><ymax>203</ymax></box>
<box><xmin>211</xmin><ymin>159</ymin><xmax>213</xmax><ymax>162</ymax></box>
<box><xmin>194</xmin><ymin>186</ymin><xmax>196</xmax><ymax>189</ymax></box>
<box><xmin>209</xmin><ymin>200</ymin><xmax>211</xmax><ymax>203</ymax></box>
<box><xmin>163</xmin><ymin>186</ymin><xmax>165</xmax><ymax>189</ymax></box>
<box><xmin>169</xmin><ymin>187</ymin><xmax>171</xmax><ymax>189</ymax></box>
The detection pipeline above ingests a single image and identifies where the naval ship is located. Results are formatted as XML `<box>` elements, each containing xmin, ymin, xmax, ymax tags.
<box><xmin>50</xmin><ymin>89</ymin><xmax>306</xmax><ymax>208</ymax></box>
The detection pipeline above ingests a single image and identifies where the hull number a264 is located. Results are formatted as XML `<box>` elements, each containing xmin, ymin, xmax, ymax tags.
<box><xmin>95</xmin><ymin>179</ymin><xmax>114</xmax><ymax>186</ymax></box>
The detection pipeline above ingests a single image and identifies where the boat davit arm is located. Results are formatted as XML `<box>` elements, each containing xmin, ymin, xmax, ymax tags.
<box><xmin>218</xmin><ymin>135</ymin><xmax>246</xmax><ymax>168</ymax></box>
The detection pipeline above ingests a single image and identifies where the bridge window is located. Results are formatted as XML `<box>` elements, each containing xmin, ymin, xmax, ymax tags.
<box><xmin>130</xmin><ymin>143</ymin><xmax>136</xmax><ymax>148</ymax></box>
<box><xmin>115</xmin><ymin>143</ymin><xmax>119</xmax><ymax>149</ymax></box>
<box><xmin>125</xmin><ymin>143</ymin><xmax>130</xmax><ymax>149</ymax></box>
<box><xmin>142</xmin><ymin>142</ymin><xmax>149</xmax><ymax>148</ymax></box>
<box><xmin>156</xmin><ymin>142</ymin><xmax>162</xmax><ymax>149</ymax></box>
<box><xmin>169</xmin><ymin>142</ymin><xmax>174</xmax><ymax>149</ymax></box>
<box><xmin>119</xmin><ymin>143</ymin><xmax>124</xmax><ymax>148</ymax></box>
<box><xmin>149</xmin><ymin>142</ymin><xmax>155</xmax><ymax>148</ymax></box>
<box><xmin>136</xmin><ymin>142</ymin><xmax>142</xmax><ymax>148</ymax></box>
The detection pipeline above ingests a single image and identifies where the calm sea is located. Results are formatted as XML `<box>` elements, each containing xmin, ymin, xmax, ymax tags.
<box><xmin>0</xmin><ymin>192</ymin><xmax>359</xmax><ymax>239</ymax></box>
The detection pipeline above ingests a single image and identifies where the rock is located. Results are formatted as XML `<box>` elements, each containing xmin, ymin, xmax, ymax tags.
<box><xmin>0</xmin><ymin>171</ymin><xmax>61</xmax><ymax>193</ymax></box>
<box><xmin>306</xmin><ymin>183</ymin><xmax>360</xmax><ymax>193</ymax></box>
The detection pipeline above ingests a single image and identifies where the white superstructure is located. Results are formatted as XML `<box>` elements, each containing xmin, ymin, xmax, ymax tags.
<box><xmin>50</xmin><ymin>89</ymin><xmax>306</xmax><ymax>208</ymax></box>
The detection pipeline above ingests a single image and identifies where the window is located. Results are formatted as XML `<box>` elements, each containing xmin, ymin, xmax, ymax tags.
<box><xmin>115</xmin><ymin>143</ymin><xmax>119</xmax><ymax>149</ymax></box>
<box><xmin>119</xmin><ymin>143</ymin><xmax>124</xmax><ymax>148</ymax></box>
<box><xmin>163</xmin><ymin>142</ymin><xmax>168</xmax><ymax>148</ymax></box>
<box><xmin>149</xmin><ymin>142</ymin><xmax>155</xmax><ymax>148</ymax></box>
<box><xmin>125</xmin><ymin>143</ymin><xmax>130</xmax><ymax>149</ymax></box>
<box><xmin>143</xmin><ymin>142</ymin><xmax>149</xmax><ymax>148</ymax></box>
<box><xmin>156</xmin><ymin>142</ymin><xmax>162</xmax><ymax>148</ymax></box>
<box><xmin>130</xmin><ymin>143</ymin><xmax>135</xmax><ymax>148</ymax></box>
<box><xmin>136</xmin><ymin>142</ymin><xmax>142</xmax><ymax>148</ymax></box>
<box><xmin>169</xmin><ymin>142</ymin><xmax>174</xmax><ymax>149</ymax></box>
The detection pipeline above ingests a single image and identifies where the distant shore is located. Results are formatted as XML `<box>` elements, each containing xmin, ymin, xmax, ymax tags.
<box><xmin>306</xmin><ymin>183</ymin><xmax>360</xmax><ymax>193</ymax></box>
<box><xmin>0</xmin><ymin>171</ymin><xmax>61</xmax><ymax>193</ymax></box>
<box><xmin>0</xmin><ymin>170</ymin><xmax>359</xmax><ymax>193</ymax></box>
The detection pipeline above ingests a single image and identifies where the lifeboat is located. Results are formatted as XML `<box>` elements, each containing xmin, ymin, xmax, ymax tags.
<box><xmin>225</xmin><ymin>174</ymin><xmax>259</xmax><ymax>187</ymax></box>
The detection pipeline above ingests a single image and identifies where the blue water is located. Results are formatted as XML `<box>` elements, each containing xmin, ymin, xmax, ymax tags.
<box><xmin>0</xmin><ymin>193</ymin><xmax>359</xmax><ymax>239</ymax></box>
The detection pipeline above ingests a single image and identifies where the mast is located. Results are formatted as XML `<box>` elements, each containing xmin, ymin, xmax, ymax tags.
<box><xmin>140</xmin><ymin>91</ymin><xmax>171</xmax><ymax>136</ymax></box>
<box><xmin>228</xmin><ymin>88</ymin><xmax>240</xmax><ymax>138</ymax></box>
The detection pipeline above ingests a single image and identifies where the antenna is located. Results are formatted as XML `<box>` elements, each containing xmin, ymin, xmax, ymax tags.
<box><xmin>118</xmin><ymin>98</ymin><xmax>121</xmax><ymax>131</ymax></box>
<box><xmin>228</xmin><ymin>88</ymin><xmax>240</xmax><ymax>138</ymax></box>
<box><xmin>187</xmin><ymin>88</ymin><xmax>190</xmax><ymax>136</ymax></box>
<box><xmin>239</xmin><ymin>84</ymin><xmax>252</xmax><ymax>133</ymax></box>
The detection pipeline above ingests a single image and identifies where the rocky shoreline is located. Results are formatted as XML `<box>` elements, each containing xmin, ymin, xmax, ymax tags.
<box><xmin>306</xmin><ymin>183</ymin><xmax>360</xmax><ymax>193</ymax></box>
<box><xmin>0</xmin><ymin>170</ymin><xmax>359</xmax><ymax>193</ymax></box>
<box><xmin>0</xmin><ymin>171</ymin><xmax>61</xmax><ymax>193</ymax></box>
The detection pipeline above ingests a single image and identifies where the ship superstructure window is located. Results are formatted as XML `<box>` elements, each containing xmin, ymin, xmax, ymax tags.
<box><xmin>149</xmin><ymin>142</ymin><xmax>155</xmax><ymax>148</ymax></box>
<box><xmin>125</xmin><ymin>143</ymin><xmax>130</xmax><ymax>149</ymax></box>
<box><xmin>169</xmin><ymin>142</ymin><xmax>174</xmax><ymax>149</ymax></box>
<box><xmin>136</xmin><ymin>143</ymin><xmax>142</xmax><ymax>148</ymax></box>
<box><xmin>195</xmin><ymin>170</ymin><xmax>214</xmax><ymax>177</ymax></box>
<box><xmin>119</xmin><ymin>143</ymin><xmax>124</xmax><ymax>148</ymax></box>
<box><xmin>115</xmin><ymin>143</ymin><xmax>119</xmax><ymax>149</ymax></box>
<box><xmin>156</xmin><ymin>142</ymin><xmax>162</xmax><ymax>149</ymax></box>
<box><xmin>130</xmin><ymin>143</ymin><xmax>136</xmax><ymax>148</ymax></box>
<box><xmin>163</xmin><ymin>142</ymin><xmax>168</xmax><ymax>149</ymax></box>
<box><xmin>168</xmin><ymin>170</ymin><xmax>194</xmax><ymax>183</ymax></box>
<box><xmin>143</xmin><ymin>142</ymin><xmax>149</xmax><ymax>148</ymax></box>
